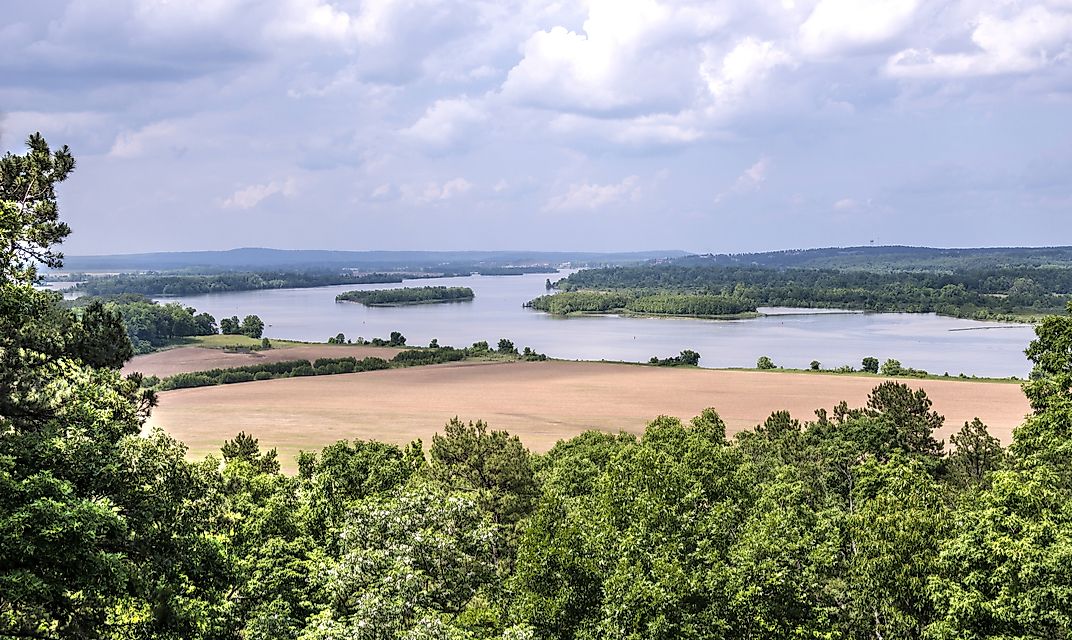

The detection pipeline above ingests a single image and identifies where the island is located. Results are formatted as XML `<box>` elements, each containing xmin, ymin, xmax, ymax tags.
<box><xmin>335</xmin><ymin>286</ymin><xmax>475</xmax><ymax>306</ymax></box>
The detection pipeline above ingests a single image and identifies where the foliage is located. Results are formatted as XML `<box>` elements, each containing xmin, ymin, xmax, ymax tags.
<box><xmin>74</xmin><ymin>271</ymin><xmax>424</xmax><ymax>296</ymax></box>
<box><xmin>69</xmin><ymin>294</ymin><xmax>217</xmax><ymax>354</ymax></box>
<box><xmin>336</xmin><ymin>286</ymin><xmax>475</xmax><ymax>306</ymax></box>
<box><xmin>547</xmin><ymin>263</ymin><xmax>1072</xmax><ymax>321</ymax></box>
<box><xmin>649</xmin><ymin>349</ymin><xmax>701</xmax><ymax>366</ymax></box>
<box><xmin>757</xmin><ymin>355</ymin><xmax>776</xmax><ymax>370</ymax></box>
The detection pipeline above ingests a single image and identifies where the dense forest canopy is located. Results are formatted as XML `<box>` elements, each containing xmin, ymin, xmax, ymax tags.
<box><xmin>544</xmin><ymin>264</ymin><xmax>1072</xmax><ymax>321</ymax></box>
<box><xmin>4</xmin><ymin>136</ymin><xmax>1072</xmax><ymax>639</ymax></box>
<box><xmin>336</xmin><ymin>286</ymin><xmax>476</xmax><ymax>306</ymax></box>
<box><xmin>73</xmin><ymin>272</ymin><xmax>426</xmax><ymax>297</ymax></box>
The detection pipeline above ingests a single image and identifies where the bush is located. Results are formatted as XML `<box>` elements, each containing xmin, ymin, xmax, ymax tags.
<box><xmin>159</xmin><ymin>373</ymin><xmax>216</xmax><ymax>390</ymax></box>
<box><xmin>757</xmin><ymin>356</ymin><xmax>776</xmax><ymax>370</ymax></box>
<box><xmin>810</xmin><ymin>360</ymin><xmax>821</xmax><ymax>370</ymax></box>
<box><xmin>219</xmin><ymin>371</ymin><xmax>255</xmax><ymax>384</ymax></box>
<box><xmin>253</xmin><ymin>371</ymin><xmax>272</xmax><ymax>381</ymax></box>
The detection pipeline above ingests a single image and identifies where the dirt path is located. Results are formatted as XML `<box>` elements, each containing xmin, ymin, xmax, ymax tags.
<box><xmin>147</xmin><ymin>360</ymin><xmax>1031</xmax><ymax>468</ymax></box>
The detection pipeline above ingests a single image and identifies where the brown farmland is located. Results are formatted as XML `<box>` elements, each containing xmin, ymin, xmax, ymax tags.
<box><xmin>147</xmin><ymin>360</ymin><xmax>1031</xmax><ymax>470</ymax></box>
<box><xmin>124</xmin><ymin>344</ymin><xmax>404</xmax><ymax>378</ymax></box>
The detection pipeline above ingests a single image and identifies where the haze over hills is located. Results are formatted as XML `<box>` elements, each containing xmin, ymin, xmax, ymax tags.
<box><xmin>56</xmin><ymin>245</ymin><xmax>1072</xmax><ymax>274</ymax></box>
<box><xmin>56</xmin><ymin>248</ymin><xmax>690</xmax><ymax>272</ymax></box>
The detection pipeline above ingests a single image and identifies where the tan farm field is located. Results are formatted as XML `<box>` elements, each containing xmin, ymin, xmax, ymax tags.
<box><xmin>147</xmin><ymin>360</ymin><xmax>1032</xmax><ymax>470</ymax></box>
<box><xmin>124</xmin><ymin>344</ymin><xmax>404</xmax><ymax>378</ymax></box>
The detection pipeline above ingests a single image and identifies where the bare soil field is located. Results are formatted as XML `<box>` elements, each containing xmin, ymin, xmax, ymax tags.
<box><xmin>147</xmin><ymin>360</ymin><xmax>1031</xmax><ymax>469</ymax></box>
<box><xmin>123</xmin><ymin>344</ymin><xmax>404</xmax><ymax>378</ymax></box>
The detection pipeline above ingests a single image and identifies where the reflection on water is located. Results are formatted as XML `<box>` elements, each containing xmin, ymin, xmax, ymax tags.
<box><xmin>159</xmin><ymin>271</ymin><xmax>1037</xmax><ymax>378</ymax></box>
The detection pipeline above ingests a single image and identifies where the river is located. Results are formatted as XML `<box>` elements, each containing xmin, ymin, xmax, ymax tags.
<box><xmin>157</xmin><ymin>271</ymin><xmax>1038</xmax><ymax>378</ymax></box>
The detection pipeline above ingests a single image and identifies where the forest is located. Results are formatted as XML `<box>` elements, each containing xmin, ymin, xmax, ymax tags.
<box><xmin>73</xmin><ymin>271</ymin><xmax>430</xmax><ymax>297</ymax></box>
<box><xmin>4</xmin><ymin>136</ymin><xmax>1072</xmax><ymax>639</ymax></box>
<box><xmin>525</xmin><ymin>291</ymin><xmax>755</xmax><ymax>317</ymax></box>
<box><xmin>546</xmin><ymin>264</ymin><xmax>1072</xmax><ymax>321</ymax></box>
<box><xmin>336</xmin><ymin>286</ymin><xmax>476</xmax><ymax>306</ymax></box>
<box><xmin>68</xmin><ymin>294</ymin><xmax>219</xmax><ymax>353</ymax></box>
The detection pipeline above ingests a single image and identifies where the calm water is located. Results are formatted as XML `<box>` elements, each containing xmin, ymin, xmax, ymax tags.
<box><xmin>158</xmin><ymin>271</ymin><xmax>1038</xmax><ymax>378</ymax></box>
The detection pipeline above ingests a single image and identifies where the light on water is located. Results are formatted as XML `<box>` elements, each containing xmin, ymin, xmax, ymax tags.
<box><xmin>160</xmin><ymin>271</ymin><xmax>1037</xmax><ymax>378</ymax></box>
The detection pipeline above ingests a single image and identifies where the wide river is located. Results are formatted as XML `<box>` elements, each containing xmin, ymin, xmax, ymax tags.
<box><xmin>158</xmin><ymin>271</ymin><xmax>1038</xmax><ymax>378</ymax></box>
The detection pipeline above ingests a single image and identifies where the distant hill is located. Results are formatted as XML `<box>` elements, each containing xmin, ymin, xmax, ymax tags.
<box><xmin>676</xmin><ymin>246</ymin><xmax>1072</xmax><ymax>272</ymax></box>
<box><xmin>56</xmin><ymin>248</ymin><xmax>689</xmax><ymax>272</ymax></box>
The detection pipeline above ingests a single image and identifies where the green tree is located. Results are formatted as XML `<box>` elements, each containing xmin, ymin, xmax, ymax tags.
<box><xmin>880</xmin><ymin>358</ymin><xmax>903</xmax><ymax>376</ymax></box>
<box><xmin>862</xmin><ymin>356</ymin><xmax>880</xmax><ymax>373</ymax></box>
<box><xmin>241</xmin><ymin>314</ymin><xmax>265</xmax><ymax>338</ymax></box>
<box><xmin>220</xmin><ymin>315</ymin><xmax>240</xmax><ymax>335</ymax></box>
<box><xmin>757</xmin><ymin>355</ymin><xmax>776</xmax><ymax>370</ymax></box>
<box><xmin>810</xmin><ymin>360</ymin><xmax>821</xmax><ymax>370</ymax></box>
<box><xmin>430</xmin><ymin>419</ymin><xmax>537</xmax><ymax>553</ymax></box>
<box><xmin>946</xmin><ymin>418</ymin><xmax>1004</xmax><ymax>487</ymax></box>
<box><xmin>497</xmin><ymin>338</ymin><xmax>517</xmax><ymax>354</ymax></box>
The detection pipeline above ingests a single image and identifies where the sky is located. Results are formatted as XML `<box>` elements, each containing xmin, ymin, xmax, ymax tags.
<box><xmin>3</xmin><ymin>0</ymin><xmax>1071</xmax><ymax>255</ymax></box>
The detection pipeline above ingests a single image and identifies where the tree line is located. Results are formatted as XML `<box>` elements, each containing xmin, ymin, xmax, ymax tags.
<box><xmin>548</xmin><ymin>264</ymin><xmax>1072</xmax><ymax>320</ymax></box>
<box><xmin>72</xmin><ymin>271</ymin><xmax>434</xmax><ymax>297</ymax></box>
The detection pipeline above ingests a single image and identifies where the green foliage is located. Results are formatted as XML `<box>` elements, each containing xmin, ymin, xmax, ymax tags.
<box><xmin>336</xmin><ymin>286</ymin><xmax>475</xmax><ymax>306</ymax></box>
<box><xmin>241</xmin><ymin>314</ymin><xmax>265</xmax><ymax>338</ymax></box>
<box><xmin>649</xmin><ymin>349</ymin><xmax>701</xmax><ymax>366</ymax></box>
<box><xmin>757</xmin><ymin>355</ymin><xmax>776</xmax><ymax>370</ymax></box>
<box><xmin>70</xmin><ymin>294</ymin><xmax>217</xmax><ymax>354</ymax></box>
<box><xmin>862</xmin><ymin>356</ymin><xmax>880</xmax><ymax>373</ymax></box>
<box><xmin>810</xmin><ymin>360</ymin><xmax>821</xmax><ymax>370</ymax></box>
<box><xmin>549</xmin><ymin>263</ymin><xmax>1072</xmax><ymax>320</ymax></box>
<box><xmin>75</xmin><ymin>270</ymin><xmax>418</xmax><ymax>296</ymax></box>
<box><xmin>526</xmin><ymin>290</ymin><xmax>755</xmax><ymax>317</ymax></box>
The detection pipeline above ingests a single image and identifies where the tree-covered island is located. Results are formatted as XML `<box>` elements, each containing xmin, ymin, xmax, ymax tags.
<box><xmin>336</xmin><ymin>286</ymin><xmax>475</xmax><ymax>306</ymax></box>
<box><xmin>530</xmin><ymin>263</ymin><xmax>1072</xmax><ymax>322</ymax></box>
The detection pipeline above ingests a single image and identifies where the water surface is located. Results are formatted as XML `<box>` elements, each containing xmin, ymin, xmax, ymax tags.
<box><xmin>159</xmin><ymin>271</ymin><xmax>1038</xmax><ymax>378</ymax></box>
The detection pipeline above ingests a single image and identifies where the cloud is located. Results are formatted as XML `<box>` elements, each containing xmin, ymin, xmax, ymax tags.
<box><xmin>886</xmin><ymin>5</ymin><xmax>1072</xmax><ymax>78</ymax></box>
<box><xmin>401</xmin><ymin>97</ymin><xmax>487</xmax><ymax>150</ymax></box>
<box><xmin>702</xmin><ymin>38</ymin><xmax>796</xmax><ymax>107</ymax></box>
<box><xmin>715</xmin><ymin>156</ymin><xmax>771</xmax><ymax>203</ymax></box>
<box><xmin>544</xmin><ymin>175</ymin><xmax>641</xmax><ymax>211</ymax></box>
<box><xmin>833</xmin><ymin>197</ymin><xmax>875</xmax><ymax>211</ymax></box>
<box><xmin>799</xmin><ymin>0</ymin><xmax>922</xmax><ymax>56</ymax></box>
<box><xmin>548</xmin><ymin>112</ymin><xmax>707</xmax><ymax>147</ymax></box>
<box><xmin>108</xmin><ymin>121</ymin><xmax>180</xmax><ymax>158</ymax></box>
<box><xmin>501</xmin><ymin>0</ymin><xmax>725</xmax><ymax>116</ymax></box>
<box><xmin>221</xmin><ymin>178</ymin><xmax>297</xmax><ymax>210</ymax></box>
<box><xmin>401</xmin><ymin>177</ymin><xmax>473</xmax><ymax>204</ymax></box>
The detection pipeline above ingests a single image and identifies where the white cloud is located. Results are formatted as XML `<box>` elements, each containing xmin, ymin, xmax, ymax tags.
<box><xmin>502</xmin><ymin>0</ymin><xmax>725</xmax><ymax>115</ymax></box>
<box><xmin>800</xmin><ymin>0</ymin><xmax>922</xmax><ymax>56</ymax></box>
<box><xmin>544</xmin><ymin>175</ymin><xmax>641</xmax><ymax>211</ymax></box>
<box><xmin>887</xmin><ymin>5</ymin><xmax>1072</xmax><ymax>78</ymax></box>
<box><xmin>702</xmin><ymin>38</ymin><xmax>796</xmax><ymax>107</ymax></box>
<box><xmin>401</xmin><ymin>177</ymin><xmax>473</xmax><ymax>204</ymax></box>
<box><xmin>108</xmin><ymin>121</ymin><xmax>180</xmax><ymax>158</ymax></box>
<box><xmin>715</xmin><ymin>156</ymin><xmax>772</xmax><ymax>203</ymax></box>
<box><xmin>221</xmin><ymin>178</ymin><xmax>297</xmax><ymax>209</ymax></box>
<box><xmin>401</xmin><ymin>97</ymin><xmax>487</xmax><ymax>149</ymax></box>
<box><xmin>549</xmin><ymin>112</ymin><xmax>706</xmax><ymax>146</ymax></box>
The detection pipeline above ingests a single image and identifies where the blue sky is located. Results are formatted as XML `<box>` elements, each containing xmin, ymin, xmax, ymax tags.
<box><xmin>3</xmin><ymin>0</ymin><xmax>1071</xmax><ymax>254</ymax></box>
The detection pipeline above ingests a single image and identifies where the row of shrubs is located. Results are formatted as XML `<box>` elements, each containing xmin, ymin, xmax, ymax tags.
<box><xmin>155</xmin><ymin>356</ymin><xmax>392</xmax><ymax>390</ymax></box>
<box><xmin>150</xmin><ymin>338</ymin><xmax>555</xmax><ymax>391</ymax></box>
